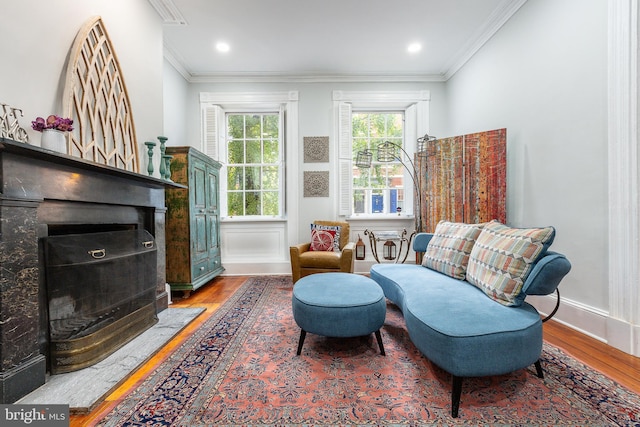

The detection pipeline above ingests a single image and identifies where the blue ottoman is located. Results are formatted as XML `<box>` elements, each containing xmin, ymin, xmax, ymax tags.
<box><xmin>292</xmin><ymin>272</ymin><xmax>386</xmax><ymax>355</ymax></box>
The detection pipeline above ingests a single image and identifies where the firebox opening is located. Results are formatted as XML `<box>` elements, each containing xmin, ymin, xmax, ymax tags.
<box><xmin>43</xmin><ymin>228</ymin><xmax>158</xmax><ymax>374</ymax></box>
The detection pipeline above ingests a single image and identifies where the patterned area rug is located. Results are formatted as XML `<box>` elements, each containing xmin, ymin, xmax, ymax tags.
<box><xmin>94</xmin><ymin>276</ymin><xmax>640</xmax><ymax>426</ymax></box>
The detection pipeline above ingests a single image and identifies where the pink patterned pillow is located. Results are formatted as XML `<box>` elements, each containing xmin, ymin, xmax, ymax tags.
<box><xmin>309</xmin><ymin>224</ymin><xmax>341</xmax><ymax>252</ymax></box>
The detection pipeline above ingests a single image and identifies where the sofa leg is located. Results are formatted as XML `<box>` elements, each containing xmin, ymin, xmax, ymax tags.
<box><xmin>534</xmin><ymin>360</ymin><xmax>544</xmax><ymax>378</ymax></box>
<box><xmin>375</xmin><ymin>330</ymin><xmax>385</xmax><ymax>356</ymax></box>
<box><xmin>296</xmin><ymin>330</ymin><xmax>306</xmax><ymax>355</ymax></box>
<box><xmin>451</xmin><ymin>375</ymin><xmax>463</xmax><ymax>418</ymax></box>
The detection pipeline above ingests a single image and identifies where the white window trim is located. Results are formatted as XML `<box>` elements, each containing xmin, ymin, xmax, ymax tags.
<box><xmin>332</xmin><ymin>90</ymin><xmax>431</xmax><ymax>219</ymax></box>
<box><xmin>200</xmin><ymin>91</ymin><xmax>299</xmax><ymax>221</ymax></box>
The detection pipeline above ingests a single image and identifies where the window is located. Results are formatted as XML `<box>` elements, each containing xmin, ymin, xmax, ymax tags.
<box><xmin>334</xmin><ymin>90</ymin><xmax>431</xmax><ymax>218</ymax></box>
<box><xmin>352</xmin><ymin>112</ymin><xmax>405</xmax><ymax>215</ymax></box>
<box><xmin>226</xmin><ymin>113</ymin><xmax>281</xmax><ymax>216</ymax></box>
<box><xmin>200</xmin><ymin>91</ymin><xmax>298</xmax><ymax>220</ymax></box>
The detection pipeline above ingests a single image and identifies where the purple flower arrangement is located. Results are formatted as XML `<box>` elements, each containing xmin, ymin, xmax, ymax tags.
<box><xmin>31</xmin><ymin>115</ymin><xmax>74</xmax><ymax>132</ymax></box>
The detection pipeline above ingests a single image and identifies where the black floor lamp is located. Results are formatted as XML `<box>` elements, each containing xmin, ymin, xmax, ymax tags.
<box><xmin>355</xmin><ymin>133</ymin><xmax>436</xmax><ymax>233</ymax></box>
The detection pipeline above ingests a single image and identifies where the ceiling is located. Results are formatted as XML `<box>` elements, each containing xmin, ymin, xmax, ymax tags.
<box><xmin>149</xmin><ymin>0</ymin><xmax>526</xmax><ymax>82</ymax></box>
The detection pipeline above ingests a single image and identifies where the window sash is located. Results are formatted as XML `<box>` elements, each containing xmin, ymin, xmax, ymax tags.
<box><xmin>352</xmin><ymin>112</ymin><xmax>405</xmax><ymax>215</ymax></box>
<box><xmin>201</xmin><ymin>98</ymin><xmax>288</xmax><ymax>219</ymax></box>
<box><xmin>224</xmin><ymin>112</ymin><xmax>282</xmax><ymax>217</ymax></box>
<box><xmin>334</xmin><ymin>91</ymin><xmax>430</xmax><ymax>219</ymax></box>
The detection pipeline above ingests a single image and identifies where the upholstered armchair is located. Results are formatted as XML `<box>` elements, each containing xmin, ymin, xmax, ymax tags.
<box><xmin>290</xmin><ymin>220</ymin><xmax>355</xmax><ymax>283</ymax></box>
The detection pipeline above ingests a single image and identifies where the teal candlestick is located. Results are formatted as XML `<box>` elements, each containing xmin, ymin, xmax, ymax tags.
<box><xmin>163</xmin><ymin>154</ymin><xmax>173</xmax><ymax>181</ymax></box>
<box><xmin>157</xmin><ymin>136</ymin><xmax>168</xmax><ymax>179</ymax></box>
<box><xmin>144</xmin><ymin>141</ymin><xmax>156</xmax><ymax>176</ymax></box>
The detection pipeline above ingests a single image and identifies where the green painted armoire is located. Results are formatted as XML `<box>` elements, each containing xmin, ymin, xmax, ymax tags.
<box><xmin>165</xmin><ymin>146</ymin><xmax>224</xmax><ymax>295</ymax></box>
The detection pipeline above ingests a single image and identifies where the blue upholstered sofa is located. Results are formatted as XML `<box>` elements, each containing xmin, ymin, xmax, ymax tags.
<box><xmin>369</xmin><ymin>220</ymin><xmax>571</xmax><ymax>417</ymax></box>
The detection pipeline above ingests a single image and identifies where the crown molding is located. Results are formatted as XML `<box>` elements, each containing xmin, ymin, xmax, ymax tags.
<box><xmin>186</xmin><ymin>72</ymin><xmax>446</xmax><ymax>84</ymax></box>
<box><xmin>163</xmin><ymin>45</ymin><xmax>191</xmax><ymax>81</ymax></box>
<box><xmin>443</xmin><ymin>0</ymin><xmax>528</xmax><ymax>80</ymax></box>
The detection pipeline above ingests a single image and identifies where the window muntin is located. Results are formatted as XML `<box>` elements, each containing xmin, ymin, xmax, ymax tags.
<box><xmin>352</xmin><ymin>112</ymin><xmax>405</xmax><ymax>215</ymax></box>
<box><xmin>226</xmin><ymin>113</ymin><xmax>281</xmax><ymax>217</ymax></box>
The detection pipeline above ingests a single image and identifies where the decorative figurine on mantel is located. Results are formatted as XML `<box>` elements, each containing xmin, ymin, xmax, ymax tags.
<box><xmin>162</xmin><ymin>154</ymin><xmax>173</xmax><ymax>181</ymax></box>
<box><xmin>0</xmin><ymin>102</ymin><xmax>30</xmax><ymax>143</ymax></box>
<box><xmin>157</xmin><ymin>136</ymin><xmax>168</xmax><ymax>178</ymax></box>
<box><xmin>144</xmin><ymin>140</ymin><xmax>156</xmax><ymax>176</ymax></box>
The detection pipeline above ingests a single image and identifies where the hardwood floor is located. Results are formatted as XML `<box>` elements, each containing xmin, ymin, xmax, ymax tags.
<box><xmin>69</xmin><ymin>275</ymin><xmax>245</xmax><ymax>427</ymax></box>
<box><xmin>543</xmin><ymin>318</ymin><xmax>640</xmax><ymax>393</ymax></box>
<box><xmin>70</xmin><ymin>275</ymin><xmax>640</xmax><ymax>426</ymax></box>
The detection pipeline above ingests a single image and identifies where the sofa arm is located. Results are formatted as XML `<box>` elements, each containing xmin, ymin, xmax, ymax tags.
<box><xmin>523</xmin><ymin>251</ymin><xmax>572</xmax><ymax>296</ymax></box>
<box><xmin>412</xmin><ymin>233</ymin><xmax>434</xmax><ymax>253</ymax></box>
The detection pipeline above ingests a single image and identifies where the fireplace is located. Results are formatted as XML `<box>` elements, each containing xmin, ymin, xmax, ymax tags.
<box><xmin>44</xmin><ymin>229</ymin><xmax>158</xmax><ymax>374</ymax></box>
<box><xmin>0</xmin><ymin>138</ymin><xmax>179</xmax><ymax>402</ymax></box>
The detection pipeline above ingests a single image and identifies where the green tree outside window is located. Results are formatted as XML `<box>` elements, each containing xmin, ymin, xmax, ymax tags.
<box><xmin>352</xmin><ymin>112</ymin><xmax>404</xmax><ymax>214</ymax></box>
<box><xmin>226</xmin><ymin>113</ymin><xmax>281</xmax><ymax>216</ymax></box>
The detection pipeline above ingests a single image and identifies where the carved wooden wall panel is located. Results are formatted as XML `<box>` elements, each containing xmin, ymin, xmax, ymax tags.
<box><xmin>62</xmin><ymin>16</ymin><xmax>139</xmax><ymax>172</ymax></box>
<box><xmin>417</xmin><ymin>128</ymin><xmax>506</xmax><ymax>232</ymax></box>
<box><xmin>463</xmin><ymin>128</ymin><xmax>507</xmax><ymax>226</ymax></box>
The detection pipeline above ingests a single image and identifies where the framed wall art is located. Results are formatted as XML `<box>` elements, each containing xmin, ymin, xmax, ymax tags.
<box><xmin>303</xmin><ymin>136</ymin><xmax>329</xmax><ymax>163</ymax></box>
<box><xmin>303</xmin><ymin>171</ymin><xmax>330</xmax><ymax>197</ymax></box>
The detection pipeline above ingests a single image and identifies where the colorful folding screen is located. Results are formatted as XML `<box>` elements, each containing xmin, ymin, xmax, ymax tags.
<box><xmin>416</xmin><ymin>128</ymin><xmax>506</xmax><ymax>232</ymax></box>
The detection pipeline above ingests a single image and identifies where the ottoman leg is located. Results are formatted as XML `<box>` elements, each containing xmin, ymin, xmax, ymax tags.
<box><xmin>452</xmin><ymin>375</ymin><xmax>463</xmax><ymax>418</ymax></box>
<box><xmin>296</xmin><ymin>330</ymin><xmax>307</xmax><ymax>355</ymax></box>
<box><xmin>375</xmin><ymin>330</ymin><xmax>385</xmax><ymax>356</ymax></box>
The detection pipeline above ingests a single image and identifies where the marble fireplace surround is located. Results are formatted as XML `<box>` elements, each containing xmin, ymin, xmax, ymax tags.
<box><xmin>0</xmin><ymin>138</ymin><xmax>180</xmax><ymax>403</ymax></box>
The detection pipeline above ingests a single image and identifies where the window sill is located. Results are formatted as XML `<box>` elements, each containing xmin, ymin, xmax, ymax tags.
<box><xmin>221</xmin><ymin>216</ymin><xmax>287</xmax><ymax>223</ymax></box>
<box><xmin>346</xmin><ymin>214</ymin><xmax>415</xmax><ymax>221</ymax></box>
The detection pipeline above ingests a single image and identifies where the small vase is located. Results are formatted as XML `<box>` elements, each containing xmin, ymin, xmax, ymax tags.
<box><xmin>41</xmin><ymin>129</ymin><xmax>67</xmax><ymax>153</ymax></box>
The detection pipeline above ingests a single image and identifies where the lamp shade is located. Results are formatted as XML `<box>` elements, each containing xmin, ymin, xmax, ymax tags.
<box><xmin>417</xmin><ymin>133</ymin><xmax>437</xmax><ymax>157</ymax></box>
<box><xmin>376</xmin><ymin>141</ymin><xmax>398</xmax><ymax>162</ymax></box>
<box><xmin>355</xmin><ymin>149</ymin><xmax>373</xmax><ymax>168</ymax></box>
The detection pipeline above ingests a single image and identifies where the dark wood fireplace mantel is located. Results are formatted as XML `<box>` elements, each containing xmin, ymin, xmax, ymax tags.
<box><xmin>0</xmin><ymin>137</ymin><xmax>182</xmax><ymax>403</ymax></box>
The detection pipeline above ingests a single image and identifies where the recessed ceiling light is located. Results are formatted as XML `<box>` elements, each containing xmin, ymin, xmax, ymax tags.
<box><xmin>407</xmin><ymin>43</ymin><xmax>422</xmax><ymax>54</ymax></box>
<box><xmin>216</xmin><ymin>41</ymin><xmax>230</xmax><ymax>53</ymax></box>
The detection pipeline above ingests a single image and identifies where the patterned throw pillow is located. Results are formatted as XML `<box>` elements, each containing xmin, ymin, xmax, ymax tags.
<box><xmin>466</xmin><ymin>220</ymin><xmax>556</xmax><ymax>306</ymax></box>
<box><xmin>309</xmin><ymin>224</ymin><xmax>341</xmax><ymax>252</ymax></box>
<box><xmin>422</xmin><ymin>221</ymin><xmax>484</xmax><ymax>279</ymax></box>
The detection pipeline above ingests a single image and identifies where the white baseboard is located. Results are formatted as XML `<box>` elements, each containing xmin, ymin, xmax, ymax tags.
<box><xmin>528</xmin><ymin>294</ymin><xmax>608</xmax><ymax>342</ymax></box>
<box><xmin>220</xmin><ymin>261</ymin><xmax>292</xmax><ymax>276</ymax></box>
<box><xmin>528</xmin><ymin>293</ymin><xmax>640</xmax><ymax>357</ymax></box>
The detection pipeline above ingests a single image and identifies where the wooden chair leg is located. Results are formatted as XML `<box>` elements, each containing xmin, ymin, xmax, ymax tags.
<box><xmin>451</xmin><ymin>375</ymin><xmax>463</xmax><ymax>418</ymax></box>
<box><xmin>296</xmin><ymin>330</ymin><xmax>306</xmax><ymax>356</ymax></box>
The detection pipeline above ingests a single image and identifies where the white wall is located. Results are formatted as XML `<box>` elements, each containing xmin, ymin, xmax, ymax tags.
<box><xmin>445</xmin><ymin>0</ymin><xmax>612</xmax><ymax>342</ymax></box>
<box><xmin>177</xmin><ymin>80</ymin><xmax>447</xmax><ymax>274</ymax></box>
<box><xmin>163</xmin><ymin>60</ymin><xmax>190</xmax><ymax>146</ymax></box>
<box><xmin>0</xmin><ymin>0</ymin><xmax>164</xmax><ymax>168</ymax></box>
